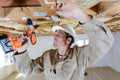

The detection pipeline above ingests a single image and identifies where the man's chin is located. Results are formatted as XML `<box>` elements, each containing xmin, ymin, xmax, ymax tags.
<box><xmin>53</xmin><ymin>44</ymin><xmax>57</xmax><ymax>48</ymax></box>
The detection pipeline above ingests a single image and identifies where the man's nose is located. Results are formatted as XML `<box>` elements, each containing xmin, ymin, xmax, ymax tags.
<box><xmin>54</xmin><ymin>34</ymin><xmax>57</xmax><ymax>39</ymax></box>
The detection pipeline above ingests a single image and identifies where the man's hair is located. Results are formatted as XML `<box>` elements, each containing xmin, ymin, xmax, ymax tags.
<box><xmin>65</xmin><ymin>32</ymin><xmax>74</xmax><ymax>46</ymax></box>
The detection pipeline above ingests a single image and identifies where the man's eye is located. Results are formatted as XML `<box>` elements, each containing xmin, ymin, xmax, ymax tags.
<box><xmin>56</xmin><ymin>34</ymin><xmax>59</xmax><ymax>36</ymax></box>
<box><xmin>59</xmin><ymin>33</ymin><xmax>63</xmax><ymax>37</ymax></box>
<box><xmin>55</xmin><ymin>33</ymin><xmax>60</xmax><ymax>37</ymax></box>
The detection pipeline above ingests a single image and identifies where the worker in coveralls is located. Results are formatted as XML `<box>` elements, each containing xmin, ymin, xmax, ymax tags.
<box><xmin>14</xmin><ymin>2</ymin><xmax>114</xmax><ymax>80</ymax></box>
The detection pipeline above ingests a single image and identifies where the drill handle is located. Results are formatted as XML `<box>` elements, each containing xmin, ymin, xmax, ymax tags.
<box><xmin>24</xmin><ymin>30</ymin><xmax>36</xmax><ymax>45</ymax></box>
<box><xmin>12</xmin><ymin>37</ymin><xmax>28</xmax><ymax>49</ymax></box>
<box><xmin>22</xmin><ymin>37</ymin><xmax>28</xmax><ymax>45</ymax></box>
<box><xmin>29</xmin><ymin>31</ymin><xmax>36</xmax><ymax>45</ymax></box>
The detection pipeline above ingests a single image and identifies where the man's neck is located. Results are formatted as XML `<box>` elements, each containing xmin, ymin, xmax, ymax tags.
<box><xmin>58</xmin><ymin>46</ymin><xmax>69</xmax><ymax>56</ymax></box>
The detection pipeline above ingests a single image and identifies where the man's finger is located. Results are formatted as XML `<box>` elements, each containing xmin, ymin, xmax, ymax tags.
<box><xmin>56</xmin><ymin>3</ymin><xmax>63</xmax><ymax>9</ymax></box>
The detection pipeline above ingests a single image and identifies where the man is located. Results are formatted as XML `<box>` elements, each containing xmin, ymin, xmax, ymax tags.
<box><xmin>14</xmin><ymin>2</ymin><xmax>114</xmax><ymax>80</ymax></box>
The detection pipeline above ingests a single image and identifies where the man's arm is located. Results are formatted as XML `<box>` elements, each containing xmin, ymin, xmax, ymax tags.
<box><xmin>56</xmin><ymin>2</ymin><xmax>114</xmax><ymax>67</ymax></box>
<box><xmin>13</xmin><ymin>34</ymin><xmax>44</xmax><ymax>75</ymax></box>
<box><xmin>14</xmin><ymin>50</ymin><xmax>44</xmax><ymax>75</ymax></box>
<box><xmin>76</xmin><ymin>16</ymin><xmax>114</xmax><ymax>67</ymax></box>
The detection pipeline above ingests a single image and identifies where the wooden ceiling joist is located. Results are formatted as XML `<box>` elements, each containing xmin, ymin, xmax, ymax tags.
<box><xmin>85</xmin><ymin>9</ymin><xmax>97</xmax><ymax>15</ymax></box>
<box><xmin>0</xmin><ymin>0</ymin><xmax>120</xmax><ymax>37</ymax></box>
<box><xmin>0</xmin><ymin>7</ymin><xmax>4</xmax><ymax>17</ymax></box>
<box><xmin>0</xmin><ymin>22</ymin><xmax>26</xmax><ymax>31</ymax></box>
<box><xmin>98</xmin><ymin>1</ymin><xmax>120</xmax><ymax>16</ymax></box>
<box><xmin>99</xmin><ymin>0</ymin><xmax>119</xmax><ymax>1</ymax></box>
<box><xmin>77</xmin><ymin>0</ymin><xmax>101</xmax><ymax>9</ymax></box>
<box><xmin>38</xmin><ymin>0</ymin><xmax>56</xmax><ymax>16</ymax></box>
<box><xmin>0</xmin><ymin>26</ymin><xmax>23</xmax><ymax>37</ymax></box>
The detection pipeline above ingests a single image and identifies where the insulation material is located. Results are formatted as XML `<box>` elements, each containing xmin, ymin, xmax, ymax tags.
<box><xmin>59</xmin><ymin>19</ymin><xmax>78</xmax><ymax>27</ymax></box>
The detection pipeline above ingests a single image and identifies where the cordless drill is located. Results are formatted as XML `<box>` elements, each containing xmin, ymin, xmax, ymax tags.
<box><xmin>0</xmin><ymin>18</ymin><xmax>37</xmax><ymax>53</ymax></box>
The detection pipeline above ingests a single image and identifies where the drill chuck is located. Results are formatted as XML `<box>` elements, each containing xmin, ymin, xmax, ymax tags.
<box><xmin>27</xmin><ymin>18</ymin><xmax>34</xmax><ymax>29</ymax></box>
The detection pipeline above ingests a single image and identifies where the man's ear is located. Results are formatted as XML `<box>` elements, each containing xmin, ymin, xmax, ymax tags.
<box><xmin>66</xmin><ymin>37</ymin><xmax>72</xmax><ymax>44</ymax></box>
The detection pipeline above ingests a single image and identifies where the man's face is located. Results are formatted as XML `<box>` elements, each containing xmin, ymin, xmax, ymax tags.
<box><xmin>53</xmin><ymin>30</ymin><xmax>67</xmax><ymax>48</ymax></box>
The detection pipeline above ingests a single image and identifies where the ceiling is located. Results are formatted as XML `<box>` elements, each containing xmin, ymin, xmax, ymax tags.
<box><xmin>0</xmin><ymin>0</ymin><xmax>120</xmax><ymax>37</ymax></box>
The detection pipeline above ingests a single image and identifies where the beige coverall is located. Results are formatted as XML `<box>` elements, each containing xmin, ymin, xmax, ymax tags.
<box><xmin>14</xmin><ymin>17</ymin><xmax>114</xmax><ymax>80</ymax></box>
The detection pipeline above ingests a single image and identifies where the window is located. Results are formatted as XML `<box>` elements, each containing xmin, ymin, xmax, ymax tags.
<box><xmin>76</xmin><ymin>34</ymin><xmax>89</xmax><ymax>47</ymax></box>
<box><xmin>76</xmin><ymin>39</ymin><xmax>89</xmax><ymax>47</ymax></box>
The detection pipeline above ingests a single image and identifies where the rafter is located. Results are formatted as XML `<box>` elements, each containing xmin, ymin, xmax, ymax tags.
<box><xmin>98</xmin><ymin>1</ymin><xmax>120</xmax><ymax>16</ymax></box>
<box><xmin>0</xmin><ymin>0</ymin><xmax>120</xmax><ymax>37</ymax></box>
<box><xmin>0</xmin><ymin>7</ymin><xmax>4</xmax><ymax>17</ymax></box>
<box><xmin>38</xmin><ymin>0</ymin><xmax>56</xmax><ymax>16</ymax></box>
<box><xmin>0</xmin><ymin>22</ymin><xmax>26</xmax><ymax>31</ymax></box>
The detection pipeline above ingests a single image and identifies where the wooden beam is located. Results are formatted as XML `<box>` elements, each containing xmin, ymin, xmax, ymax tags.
<box><xmin>76</xmin><ymin>0</ymin><xmax>101</xmax><ymax>9</ymax></box>
<box><xmin>0</xmin><ymin>22</ymin><xmax>26</xmax><ymax>31</ymax></box>
<box><xmin>98</xmin><ymin>1</ymin><xmax>120</xmax><ymax>16</ymax></box>
<box><xmin>99</xmin><ymin>0</ymin><xmax>119</xmax><ymax>1</ymax></box>
<box><xmin>96</xmin><ymin>16</ymin><xmax>114</xmax><ymax>22</ymax></box>
<box><xmin>59</xmin><ymin>18</ymin><xmax>78</xmax><ymax>27</ymax></box>
<box><xmin>0</xmin><ymin>0</ymin><xmax>39</xmax><ymax>7</ymax></box>
<box><xmin>105</xmin><ymin>18</ymin><xmax>120</xmax><ymax>23</ymax></box>
<box><xmin>6</xmin><ymin>7</ymin><xmax>31</xmax><ymax>20</ymax></box>
<box><xmin>0</xmin><ymin>26</ymin><xmax>23</xmax><ymax>37</ymax></box>
<box><xmin>38</xmin><ymin>0</ymin><xmax>56</xmax><ymax>16</ymax></box>
<box><xmin>85</xmin><ymin>9</ymin><xmax>97</xmax><ymax>15</ymax></box>
<box><xmin>0</xmin><ymin>7</ymin><xmax>4</xmax><ymax>17</ymax></box>
<box><xmin>107</xmin><ymin>24</ymin><xmax>120</xmax><ymax>32</ymax></box>
<box><xmin>4</xmin><ymin>7</ymin><xmax>47</xmax><ymax>23</ymax></box>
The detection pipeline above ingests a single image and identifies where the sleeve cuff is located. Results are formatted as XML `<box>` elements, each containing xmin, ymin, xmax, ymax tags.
<box><xmin>13</xmin><ymin>51</ymin><xmax>30</xmax><ymax>63</ymax></box>
<box><xmin>81</xmin><ymin>15</ymin><xmax>106</xmax><ymax>32</ymax></box>
<box><xmin>14</xmin><ymin>50</ymin><xmax>27</xmax><ymax>55</ymax></box>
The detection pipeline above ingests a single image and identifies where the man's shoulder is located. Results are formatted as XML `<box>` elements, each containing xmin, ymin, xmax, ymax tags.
<box><xmin>47</xmin><ymin>48</ymin><xmax>56</xmax><ymax>52</ymax></box>
<box><xmin>72</xmin><ymin>45</ymin><xmax>86</xmax><ymax>53</ymax></box>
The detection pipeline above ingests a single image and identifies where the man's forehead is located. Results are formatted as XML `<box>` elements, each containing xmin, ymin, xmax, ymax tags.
<box><xmin>55</xmin><ymin>30</ymin><xmax>66</xmax><ymax>33</ymax></box>
<box><xmin>55</xmin><ymin>30</ymin><xmax>67</xmax><ymax>36</ymax></box>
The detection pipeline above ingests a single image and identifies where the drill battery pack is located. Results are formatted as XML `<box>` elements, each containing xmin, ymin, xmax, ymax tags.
<box><xmin>0</xmin><ymin>34</ymin><xmax>14</xmax><ymax>53</ymax></box>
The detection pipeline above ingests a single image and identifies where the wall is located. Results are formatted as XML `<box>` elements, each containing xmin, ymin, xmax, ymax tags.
<box><xmin>28</xmin><ymin>36</ymin><xmax>54</xmax><ymax>59</ymax></box>
<box><xmin>92</xmin><ymin>53</ymin><xmax>112</xmax><ymax>67</ymax></box>
<box><xmin>109</xmin><ymin>32</ymin><xmax>120</xmax><ymax>72</ymax></box>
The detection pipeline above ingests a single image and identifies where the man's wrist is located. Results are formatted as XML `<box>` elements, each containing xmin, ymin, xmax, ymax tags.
<box><xmin>79</xmin><ymin>21</ymin><xmax>85</xmax><ymax>25</ymax></box>
<box><xmin>78</xmin><ymin>15</ymin><xmax>92</xmax><ymax>25</ymax></box>
<box><xmin>14</xmin><ymin>50</ymin><xmax>27</xmax><ymax>55</ymax></box>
